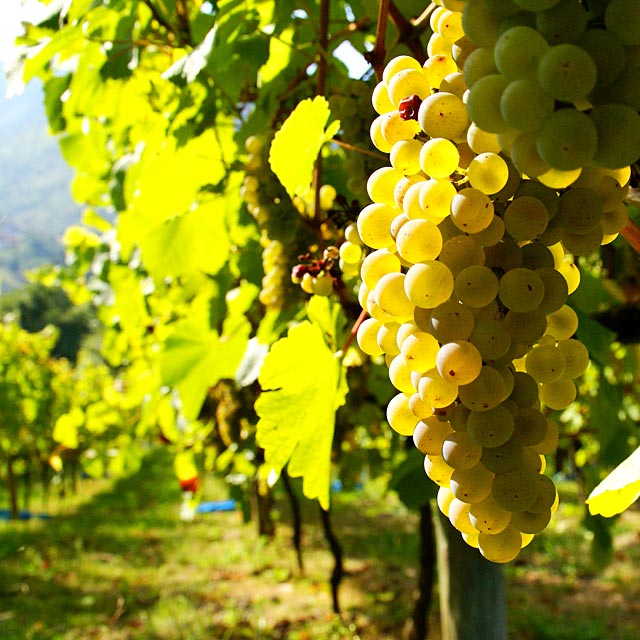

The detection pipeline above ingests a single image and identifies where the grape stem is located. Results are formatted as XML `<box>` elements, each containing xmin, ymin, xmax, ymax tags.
<box><xmin>330</xmin><ymin>138</ymin><xmax>388</xmax><ymax>160</ymax></box>
<box><xmin>336</xmin><ymin>308</ymin><xmax>368</xmax><ymax>358</ymax></box>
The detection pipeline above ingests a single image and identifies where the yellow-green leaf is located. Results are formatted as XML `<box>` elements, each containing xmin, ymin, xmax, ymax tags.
<box><xmin>586</xmin><ymin>446</ymin><xmax>640</xmax><ymax>517</ymax></box>
<box><xmin>53</xmin><ymin>407</ymin><xmax>84</xmax><ymax>449</ymax></box>
<box><xmin>255</xmin><ymin>321</ymin><xmax>348</xmax><ymax>509</ymax></box>
<box><xmin>269</xmin><ymin>96</ymin><xmax>340</xmax><ymax>199</ymax></box>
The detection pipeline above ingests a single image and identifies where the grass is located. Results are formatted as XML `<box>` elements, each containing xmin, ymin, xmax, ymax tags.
<box><xmin>0</xmin><ymin>447</ymin><xmax>638</xmax><ymax>640</ymax></box>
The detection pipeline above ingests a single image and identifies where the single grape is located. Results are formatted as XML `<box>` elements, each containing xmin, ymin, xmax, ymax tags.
<box><xmin>454</xmin><ymin>265</ymin><xmax>500</xmax><ymax>308</ymax></box>
<box><xmin>414</xmin><ymin>415</ymin><xmax>454</xmax><ymax>455</ymax></box>
<box><xmin>537</xmin><ymin>43</ymin><xmax>597</xmax><ymax>102</ymax></box>
<box><xmin>478</xmin><ymin>525</ymin><xmax>523</xmax><ymax>563</ymax></box>
<box><xmin>405</xmin><ymin>260</ymin><xmax>455</xmax><ymax>308</ymax></box>
<box><xmin>498</xmin><ymin>268</ymin><xmax>545</xmax><ymax>313</ymax></box>
<box><xmin>436</xmin><ymin>340</ymin><xmax>484</xmax><ymax>385</ymax></box>
<box><xmin>419</xmin><ymin>92</ymin><xmax>469</xmax><ymax>139</ymax></box>
<box><xmin>467</xmin><ymin>403</ymin><xmax>515</xmax><ymax>446</ymax></box>
<box><xmin>494</xmin><ymin>26</ymin><xmax>549</xmax><ymax>80</ymax></box>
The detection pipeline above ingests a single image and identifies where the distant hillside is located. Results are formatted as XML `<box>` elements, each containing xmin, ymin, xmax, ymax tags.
<box><xmin>0</xmin><ymin>73</ymin><xmax>82</xmax><ymax>289</ymax></box>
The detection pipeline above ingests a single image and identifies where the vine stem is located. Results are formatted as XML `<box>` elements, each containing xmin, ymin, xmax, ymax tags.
<box><xmin>371</xmin><ymin>0</ymin><xmax>391</xmax><ymax>81</ymax></box>
<box><xmin>337</xmin><ymin>308</ymin><xmax>368</xmax><ymax>357</ymax></box>
<box><xmin>331</xmin><ymin>138</ymin><xmax>388</xmax><ymax>160</ymax></box>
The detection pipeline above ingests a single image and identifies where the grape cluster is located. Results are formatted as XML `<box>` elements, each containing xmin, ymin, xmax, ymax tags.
<box><xmin>355</xmin><ymin>0</ymin><xmax>639</xmax><ymax>563</ymax></box>
<box><xmin>241</xmin><ymin>135</ymin><xmax>302</xmax><ymax>310</ymax></box>
<box><xmin>460</xmin><ymin>0</ymin><xmax>640</xmax><ymax>178</ymax></box>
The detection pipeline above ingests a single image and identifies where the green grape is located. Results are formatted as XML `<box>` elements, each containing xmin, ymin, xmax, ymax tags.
<box><xmin>521</xmin><ymin>242</ymin><xmax>554</xmax><ymax>270</ymax></box>
<box><xmin>387</xmin><ymin>68</ymin><xmax>431</xmax><ymax>107</ymax></box>
<box><xmin>478</xmin><ymin>525</ymin><xmax>523</xmax><ymax>563</ymax></box>
<box><xmin>375</xmin><ymin>272</ymin><xmax>415</xmax><ymax>319</ymax></box>
<box><xmin>395</xmin><ymin>218</ymin><xmax>443</xmax><ymax>264</ymax></box>
<box><xmin>360</xmin><ymin>248</ymin><xmax>401</xmax><ymax>289</ymax></box>
<box><xmin>545</xmin><ymin>304</ymin><xmax>578</xmax><ymax>341</ymax></box>
<box><xmin>605</xmin><ymin>0</ymin><xmax>640</xmax><ymax>46</ymax></box>
<box><xmin>442</xmin><ymin>431</ymin><xmax>484</xmax><ymax>470</ymax></box>
<box><xmin>436</xmin><ymin>340</ymin><xmax>484</xmax><ymax>385</ymax></box>
<box><xmin>467</xmin><ymin>152</ymin><xmax>509</xmax><ymax>194</ymax></box>
<box><xmin>513</xmin><ymin>0</ymin><xmax>560</xmax><ymax>10</ymax></box>
<box><xmin>510</xmin><ymin>507</ymin><xmax>552</xmax><ymax>534</ymax></box>
<box><xmin>408</xmin><ymin>392</ymin><xmax>436</xmax><ymax>419</ymax></box>
<box><xmin>578</xmin><ymin>29</ymin><xmax>626</xmax><ymax>88</ymax></box>
<box><xmin>539</xmin><ymin>377</ymin><xmax>576</xmax><ymax>410</ymax></box>
<box><xmin>367</xmin><ymin>166</ymin><xmax>405</xmax><ymax>206</ymax></box>
<box><xmin>397</xmin><ymin>321</ymin><xmax>420</xmax><ymax>349</ymax></box>
<box><xmin>357</xmin><ymin>203</ymin><xmax>397</xmax><ymax>249</ymax></box>
<box><xmin>498</xmin><ymin>268</ymin><xmax>545</xmax><ymax>313</ymax></box>
<box><xmin>425</xmin><ymin>453</ymin><xmax>456</xmax><ymax>487</ymax></box>
<box><xmin>450</xmin><ymin>463</ymin><xmax>495</xmax><ymax>504</ymax></box>
<box><xmin>510</xmin><ymin>128</ymin><xmax>552</xmax><ymax>181</ymax></box>
<box><xmin>423</xmin><ymin>54</ymin><xmax>460</xmax><ymax>89</ymax></box>
<box><xmin>590</xmin><ymin>104</ymin><xmax>640</xmax><ymax>169</ymax></box>
<box><xmin>467</xmin><ymin>122</ymin><xmax>502</xmax><ymax>155</ymax></box>
<box><xmin>312</xmin><ymin>273</ymin><xmax>334</xmax><ymax>296</ymax></box>
<box><xmin>561</xmin><ymin>225</ymin><xmax>604</xmax><ymax>257</ymax></box>
<box><xmin>601</xmin><ymin>202</ymin><xmax>629</xmax><ymax>236</ymax></box>
<box><xmin>536</xmin><ymin>108</ymin><xmax>598</xmax><ymax>171</ymax></box>
<box><xmin>437</xmin><ymin>485</ymin><xmax>455</xmax><ymax>517</ymax></box>
<box><xmin>449</xmin><ymin>403</ymin><xmax>471</xmax><ymax>433</ymax></box>
<box><xmin>401</xmin><ymin>331</ymin><xmax>441</xmax><ymax>372</ymax></box>
<box><xmin>537</xmin><ymin>166</ymin><xmax>582</xmax><ymax>190</ymax></box>
<box><xmin>454</xmin><ymin>265</ymin><xmax>500</xmax><ymax>308</ymax></box>
<box><xmin>463</xmin><ymin>47</ymin><xmax>498</xmax><ymax>88</ymax></box>
<box><xmin>500</xmin><ymin>79</ymin><xmax>555</xmax><ymax>132</ymax></box>
<box><xmin>382</xmin><ymin>55</ymin><xmax>423</xmax><ymax>85</ymax></box>
<box><xmin>469</xmin><ymin>493</ymin><xmax>513</xmax><ymax>534</ymax></box>
<box><xmin>418</xmin><ymin>179</ymin><xmax>458</xmax><ymax>222</ymax></box>
<box><xmin>414</xmin><ymin>415</ymin><xmax>454</xmax><ymax>455</ymax></box>
<box><xmin>531</xmin><ymin>417</ymin><xmax>559</xmax><ymax>455</ymax></box>
<box><xmin>557</xmin><ymin>257</ymin><xmax>580</xmax><ymax>294</ymax></box>
<box><xmin>510</xmin><ymin>371</ymin><xmax>539</xmax><ymax>409</ymax></box>
<box><xmin>525</xmin><ymin>343</ymin><xmax>566</xmax><ymax>383</ymax></box>
<box><xmin>467</xmin><ymin>403</ymin><xmax>515</xmax><ymax>446</ymax></box>
<box><xmin>372</xmin><ymin>81</ymin><xmax>395</xmax><ymax>114</ymax></box>
<box><xmin>557</xmin><ymin>338</ymin><xmax>589</xmax><ymax>378</ymax></box>
<box><xmin>494</xmin><ymin>26</ymin><xmax>550</xmax><ymax>80</ymax></box>
<box><xmin>459</xmin><ymin>366</ymin><xmax>508</xmax><ymax>412</ymax></box>
<box><xmin>481</xmin><ymin>436</ymin><xmax>525</xmax><ymax>473</ymax></box>
<box><xmin>515</xmin><ymin>180</ymin><xmax>559</xmax><ymax>219</ymax></box>
<box><xmin>513</xmin><ymin>407</ymin><xmax>548</xmax><ymax>446</ymax></box>
<box><xmin>470</xmin><ymin>215</ymin><xmax>506</xmax><ymax>247</ymax></box>
<box><xmin>380</xmin><ymin>110</ymin><xmax>422</xmax><ymax>146</ymax></box>
<box><xmin>418</xmin><ymin>92</ymin><xmax>469</xmax><ymax>139</ymax></box>
<box><xmin>470</xmin><ymin>318</ymin><xmax>511</xmax><ymax>361</ymax></box>
<box><xmin>537</xmin><ymin>43</ymin><xmax>597</xmax><ymax>102</ymax></box>
<box><xmin>387</xmin><ymin>392</ymin><xmax>419</xmax><ymax>436</ymax></box>
<box><xmin>370</xmin><ymin>115</ymin><xmax>394</xmax><ymax>153</ymax></box>
<box><xmin>403</xmin><ymin>182</ymin><xmax>429</xmax><ymax>219</ymax></box>
<box><xmin>366</xmin><ymin>290</ymin><xmax>396</xmax><ymax>323</ymax></box>
<box><xmin>430</xmin><ymin>299</ymin><xmax>476</xmax><ymax>343</ymax></box>
<box><xmin>437</xmin><ymin>9</ymin><xmax>465</xmax><ymax>41</ymax></box>
<box><xmin>339</xmin><ymin>240</ymin><xmax>363</xmax><ymax>265</ymax></box>
<box><xmin>462</xmin><ymin>0</ymin><xmax>501</xmax><ymax>46</ymax></box>
<box><xmin>439</xmin><ymin>235</ymin><xmax>486</xmax><ymax>276</ymax></box>
<box><xmin>388</xmin><ymin>354</ymin><xmax>416</xmax><ymax>393</ymax></box>
<box><xmin>492</xmin><ymin>466</ymin><xmax>539</xmax><ymax>511</ymax></box>
<box><xmin>390</xmin><ymin>139</ymin><xmax>423</xmax><ymax>175</ymax></box>
<box><xmin>504</xmin><ymin>309</ymin><xmax>547</xmax><ymax>345</ymax></box>
<box><xmin>420</xmin><ymin>138</ymin><xmax>460</xmax><ymax>179</ymax></box>
<box><xmin>453</xmin><ymin>35</ymin><xmax>480</xmax><ymax>69</ymax></box>
<box><xmin>439</xmin><ymin>71</ymin><xmax>467</xmax><ymax>97</ymax></box>
<box><xmin>504</xmin><ymin>196</ymin><xmax>549</xmax><ymax>241</ymax></box>
<box><xmin>448</xmin><ymin>497</ymin><xmax>478</xmax><ymax>534</ymax></box>
<box><xmin>535</xmin><ymin>266</ymin><xmax>569</xmax><ymax>314</ymax></box>
<box><xmin>356</xmin><ymin>317</ymin><xmax>384</xmax><ymax>356</ymax></box>
<box><xmin>484</xmin><ymin>239</ymin><xmax>523</xmax><ymax>271</ymax></box>
<box><xmin>377</xmin><ymin>321</ymin><xmax>401</xmax><ymax>356</ymax></box>
<box><xmin>451</xmin><ymin>187</ymin><xmax>495</xmax><ymax>233</ymax></box>
<box><xmin>466</xmin><ymin>74</ymin><xmax>511</xmax><ymax>133</ymax></box>
<box><xmin>557</xmin><ymin>187</ymin><xmax>603</xmax><ymax>234</ymax></box>
<box><xmin>536</xmin><ymin>0</ymin><xmax>588</xmax><ymax>44</ymax></box>
<box><xmin>405</xmin><ymin>260</ymin><xmax>455</xmax><ymax>308</ymax></box>
<box><xmin>418</xmin><ymin>367</ymin><xmax>460</xmax><ymax>408</ymax></box>
<box><xmin>528</xmin><ymin>473</ymin><xmax>557</xmax><ymax>513</ymax></box>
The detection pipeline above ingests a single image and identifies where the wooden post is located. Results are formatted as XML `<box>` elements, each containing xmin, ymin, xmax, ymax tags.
<box><xmin>433</xmin><ymin>505</ymin><xmax>507</xmax><ymax>640</ymax></box>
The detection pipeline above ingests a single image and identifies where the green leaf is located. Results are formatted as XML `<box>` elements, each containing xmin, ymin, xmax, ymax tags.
<box><xmin>269</xmin><ymin>96</ymin><xmax>340</xmax><ymax>199</ymax></box>
<box><xmin>255</xmin><ymin>321</ymin><xmax>348</xmax><ymax>509</ymax></box>
<box><xmin>389</xmin><ymin>448</ymin><xmax>438</xmax><ymax>510</ymax></box>
<box><xmin>159</xmin><ymin>298</ymin><xmax>250</xmax><ymax>420</ymax></box>
<box><xmin>53</xmin><ymin>407</ymin><xmax>84</xmax><ymax>449</ymax></box>
<box><xmin>586</xmin><ymin>446</ymin><xmax>640</xmax><ymax>517</ymax></box>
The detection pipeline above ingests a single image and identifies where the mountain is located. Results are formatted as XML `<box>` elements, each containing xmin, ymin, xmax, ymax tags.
<box><xmin>0</xmin><ymin>73</ymin><xmax>82</xmax><ymax>289</ymax></box>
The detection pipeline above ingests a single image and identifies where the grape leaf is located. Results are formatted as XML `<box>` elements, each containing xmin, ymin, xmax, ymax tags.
<box><xmin>255</xmin><ymin>321</ymin><xmax>348</xmax><ymax>509</ymax></box>
<box><xmin>586</xmin><ymin>446</ymin><xmax>640</xmax><ymax>517</ymax></box>
<box><xmin>269</xmin><ymin>96</ymin><xmax>340</xmax><ymax>199</ymax></box>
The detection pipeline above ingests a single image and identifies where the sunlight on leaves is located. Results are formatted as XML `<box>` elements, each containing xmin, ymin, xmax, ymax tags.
<box><xmin>255</xmin><ymin>321</ymin><xmax>348</xmax><ymax>509</ymax></box>
<box><xmin>269</xmin><ymin>96</ymin><xmax>340</xmax><ymax>200</ymax></box>
<box><xmin>586</xmin><ymin>446</ymin><xmax>640</xmax><ymax>517</ymax></box>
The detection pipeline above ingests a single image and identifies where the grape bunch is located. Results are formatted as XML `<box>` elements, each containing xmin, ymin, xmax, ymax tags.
<box><xmin>354</xmin><ymin>0</ymin><xmax>639</xmax><ymax>563</ymax></box>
